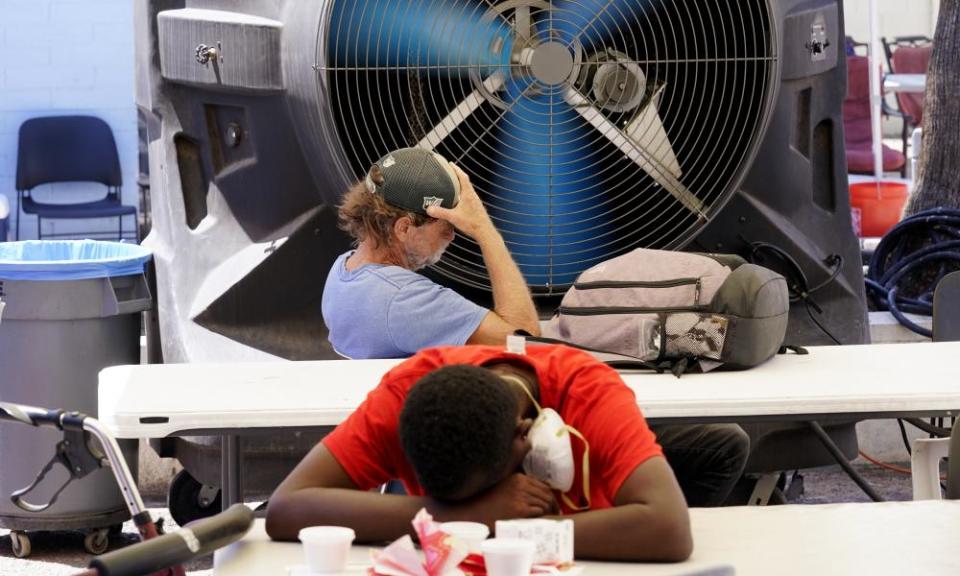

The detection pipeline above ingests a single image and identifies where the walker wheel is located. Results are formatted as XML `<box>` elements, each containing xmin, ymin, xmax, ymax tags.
<box><xmin>10</xmin><ymin>531</ymin><xmax>31</xmax><ymax>558</ymax></box>
<box><xmin>168</xmin><ymin>469</ymin><xmax>221</xmax><ymax>527</ymax></box>
<box><xmin>84</xmin><ymin>528</ymin><xmax>110</xmax><ymax>555</ymax></box>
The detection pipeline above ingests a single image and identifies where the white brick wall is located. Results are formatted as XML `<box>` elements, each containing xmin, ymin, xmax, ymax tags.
<box><xmin>0</xmin><ymin>0</ymin><xmax>138</xmax><ymax>241</ymax></box>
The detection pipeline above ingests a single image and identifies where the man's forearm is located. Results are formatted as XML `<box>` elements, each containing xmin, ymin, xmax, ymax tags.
<box><xmin>265</xmin><ymin>488</ymin><xmax>489</xmax><ymax>543</ymax></box>
<box><xmin>266</xmin><ymin>488</ymin><xmax>430</xmax><ymax>542</ymax></box>
<box><xmin>476</xmin><ymin>230</ymin><xmax>541</xmax><ymax>336</ymax></box>
<box><xmin>567</xmin><ymin>503</ymin><xmax>692</xmax><ymax>562</ymax></box>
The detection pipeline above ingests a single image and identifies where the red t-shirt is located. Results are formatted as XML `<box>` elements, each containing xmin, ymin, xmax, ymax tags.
<box><xmin>322</xmin><ymin>344</ymin><xmax>663</xmax><ymax>513</ymax></box>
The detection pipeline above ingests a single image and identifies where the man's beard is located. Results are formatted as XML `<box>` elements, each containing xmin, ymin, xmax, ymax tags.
<box><xmin>406</xmin><ymin>243</ymin><xmax>449</xmax><ymax>270</ymax></box>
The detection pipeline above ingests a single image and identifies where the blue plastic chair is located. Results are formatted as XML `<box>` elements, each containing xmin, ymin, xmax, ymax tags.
<box><xmin>14</xmin><ymin>116</ymin><xmax>138</xmax><ymax>241</ymax></box>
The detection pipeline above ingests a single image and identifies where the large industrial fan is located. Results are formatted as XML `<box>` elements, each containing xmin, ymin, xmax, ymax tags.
<box><xmin>323</xmin><ymin>0</ymin><xmax>773</xmax><ymax>291</ymax></box>
<box><xmin>136</xmin><ymin>0</ymin><xmax>867</xmax><ymax>522</ymax></box>
<box><xmin>138</xmin><ymin>0</ymin><xmax>864</xmax><ymax>362</ymax></box>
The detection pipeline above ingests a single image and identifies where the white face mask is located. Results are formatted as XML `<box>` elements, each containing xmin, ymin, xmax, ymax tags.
<box><xmin>523</xmin><ymin>407</ymin><xmax>575</xmax><ymax>492</ymax></box>
<box><xmin>501</xmin><ymin>374</ymin><xmax>591</xmax><ymax>510</ymax></box>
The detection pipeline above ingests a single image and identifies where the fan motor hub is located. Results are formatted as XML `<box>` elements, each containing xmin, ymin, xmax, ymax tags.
<box><xmin>592</xmin><ymin>60</ymin><xmax>646</xmax><ymax>112</ymax></box>
<box><xmin>529</xmin><ymin>41</ymin><xmax>575</xmax><ymax>86</ymax></box>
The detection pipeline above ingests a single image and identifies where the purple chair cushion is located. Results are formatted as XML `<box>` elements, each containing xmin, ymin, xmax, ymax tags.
<box><xmin>846</xmin><ymin>145</ymin><xmax>906</xmax><ymax>174</ymax></box>
<box><xmin>843</xmin><ymin>56</ymin><xmax>905</xmax><ymax>174</ymax></box>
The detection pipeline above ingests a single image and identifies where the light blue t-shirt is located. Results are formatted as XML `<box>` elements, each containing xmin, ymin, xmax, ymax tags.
<box><xmin>321</xmin><ymin>251</ymin><xmax>488</xmax><ymax>359</ymax></box>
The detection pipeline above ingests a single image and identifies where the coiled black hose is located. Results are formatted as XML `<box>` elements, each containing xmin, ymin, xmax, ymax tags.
<box><xmin>865</xmin><ymin>207</ymin><xmax>960</xmax><ymax>337</ymax></box>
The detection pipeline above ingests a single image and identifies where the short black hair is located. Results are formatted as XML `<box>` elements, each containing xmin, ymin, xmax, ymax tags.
<box><xmin>399</xmin><ymin>365</ymin><xmax>517</xmax><ymax>500</ymax></box>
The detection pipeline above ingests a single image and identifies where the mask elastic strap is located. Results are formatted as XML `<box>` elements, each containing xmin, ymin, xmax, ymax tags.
<box><xmin>560</xmin><ymin>425</ymin><xmax>592</xmax><ymax>511</ymax></box>
<box><xmin>500</xmin><ymin>374</ymin><xmax>542</xmax><ymax>415</ymax></box>
<box><xmin>502</xmin><ymin>373</ymin><xmax>591</xmax><ymax>511</ymax></box>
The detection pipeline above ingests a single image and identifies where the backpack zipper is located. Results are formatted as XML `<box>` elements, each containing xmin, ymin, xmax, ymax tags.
<box><xmin>573</xmin><ymin>278</ymin><xmax>701</xmax><ymax>290</ymax></box>
<box><xmin>559</xmin><ymin>305</ymin><xmax>707</xmax><ymax>315</ymax></box>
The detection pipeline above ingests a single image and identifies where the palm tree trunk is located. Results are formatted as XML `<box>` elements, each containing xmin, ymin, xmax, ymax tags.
<box><xmin>904</xmin><ymin>0</ymin><xmax>960</xmax><ymax>214</ymax></box>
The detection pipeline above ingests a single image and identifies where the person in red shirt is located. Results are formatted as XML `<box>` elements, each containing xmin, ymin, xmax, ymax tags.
<box><xmin>266</xmin><ymin>344</ymin><xmax>692</xmax><ymax>562</ymax></box>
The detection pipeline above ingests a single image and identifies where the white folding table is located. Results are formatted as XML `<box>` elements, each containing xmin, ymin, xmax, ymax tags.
<box><xmin>212</xmin><ymin>501</ymin><xmax>960</xmax><ymax>576</ymax></box>
<box><xmin>98</xmin><ymin>342</ymin><xmax>960</xmax><ymax>508</ymax></box>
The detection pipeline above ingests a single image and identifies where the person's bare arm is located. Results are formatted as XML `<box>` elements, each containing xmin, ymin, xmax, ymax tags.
<box><xmin>466</xmin><ymin>312</ymin><xmax>530</xmax><ymax>346</ymax></box>
<box><xmin>265</xmin><ymin>444</ymin><xmax>556</xmax><ymax>543</ymax></box>
<box><xmin>427</xmin><ymin>165</ymin><xmax>540</xmax><ymax>338</ymax></box>
<box><xmin>566</xmin><ymin>456</ymin><xmax>692</xmax><ymax>562</ymax></box>
<box><xmin>265</xmin><ymin>444</ymin><xmax>425</xmax><ymax>542</ymax></box>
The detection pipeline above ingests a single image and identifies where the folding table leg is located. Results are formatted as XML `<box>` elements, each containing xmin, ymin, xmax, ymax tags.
<box><xmin>807</xmin><ymin>420</ymin><xmax>885</xmax><ymax>502</ymax></box>
<box><xmin>220</xmin><ymin>434</ymin><xmax>243</xmax><ymax>510</ymax></box>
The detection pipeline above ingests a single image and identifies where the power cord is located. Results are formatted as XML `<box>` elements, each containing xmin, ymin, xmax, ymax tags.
<box><xmin>858</xmin><ymin>449</ymin><xmax>947</xmax><ymax>481</ymax></box>
<box><xmin>858</xmin><ymin>450</ymin><xmax>912</xmax><ymax>475</ymax></box>
<box><xmin>897</xmin><ymin>418</ymin><xmax>912</xmax><ymax>456</ymax></box>
<box><xmin>742</xmin><ymin>238</ymin><xmax>845</xmax><ymax>345</ymax></box>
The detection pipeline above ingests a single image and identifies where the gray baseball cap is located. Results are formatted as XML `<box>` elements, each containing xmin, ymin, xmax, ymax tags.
<box><xmin>365</xmin><ymin>148</ymin><xmax>461</xmax><ymax>215</ymax></box>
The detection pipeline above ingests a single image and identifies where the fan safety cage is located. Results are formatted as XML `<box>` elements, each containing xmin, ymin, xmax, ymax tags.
<box><xmin>316</xmin><ymin>0</ymin><xmax>777</xmax><ymax>292</ymax></box>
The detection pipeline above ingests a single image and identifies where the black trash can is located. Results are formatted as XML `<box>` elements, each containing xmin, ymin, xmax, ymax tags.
<box><xmin>0</xmin><ymin>240</ymin><xmax>152</xmax><ymax>557</ymax></box>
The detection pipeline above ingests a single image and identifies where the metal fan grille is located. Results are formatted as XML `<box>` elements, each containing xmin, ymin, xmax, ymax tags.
<box><xmin>317</xmin><ymin>0</ymin><xmax>777</xmax><ymax>293</ymax></box>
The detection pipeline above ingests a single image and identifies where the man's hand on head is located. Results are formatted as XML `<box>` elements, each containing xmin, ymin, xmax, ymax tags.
<box><xmin>453</xmin><ymin>473</ymin><xmax>558</xmax><ymax>530</ymax></box>
<box><xmin>425</xmin><ymin>164</ymin><xmax>497</xmax><ymax>242</ymax></box>
<box><xmin>426</xmin><ymin>163</ymin><xmax>541</xmax><ymax>339</ymax></box>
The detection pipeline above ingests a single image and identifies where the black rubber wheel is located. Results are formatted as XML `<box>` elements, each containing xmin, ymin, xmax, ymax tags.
<box><xmin>10</xmin><ymin>531</ymin><xmax>31</xmax><ymax>558</ymax></box>
<box><xmin>84</xmin><ymin>528</ymin><xmax>110</xmax><ymax>555</ymax></box>
<box><xmin>168</xmin><ymin>469</ymin><xmax>221</xmax><ymax>527</ymax></box>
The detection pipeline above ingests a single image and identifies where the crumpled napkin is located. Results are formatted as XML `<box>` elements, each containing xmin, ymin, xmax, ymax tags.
<box><xmin>370</xmin><ymin>509</ymin><xmax>469</xmax><ymax>576</ymax></box>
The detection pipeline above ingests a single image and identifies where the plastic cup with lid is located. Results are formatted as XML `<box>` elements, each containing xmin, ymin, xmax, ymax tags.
<box><xmin>439</xmin><ymin>521</ymin><xmax>490</xmax><ymax>553</ymax></box>
<box><xmin>481</xmin><ymin>537</ymin><xmax>536</xmax><ymax>576</ymax></box>
<box><xmin>298</xmin><ymin>526</ymin><xmax>356</xmax><ymax>574</ymax></box>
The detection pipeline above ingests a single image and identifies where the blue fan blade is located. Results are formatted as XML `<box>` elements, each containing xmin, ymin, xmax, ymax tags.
<box><xmin>544</xmin><ymin>0</ymin><xmax>643</xmax><ymax>49</ymax></box>
<box><xmin>328</xmin><ymin>0</ymin><xmax>513</xmax><ymax>74</ymax></box>
<box><xmin>489</xmin><ymin>80</ymin><xmax>614</xmax><ymax>286</ymax></box>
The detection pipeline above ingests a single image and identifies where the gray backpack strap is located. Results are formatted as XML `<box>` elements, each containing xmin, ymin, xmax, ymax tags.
<box><xmin>778</xmin><ymin>344</ymin><xmax>809</xmax><ymax>355</ymax></box>
<box><xmin>516</xmin><ymin>330</ymin><xmax>692</xmax><ymax>377</ymax></box>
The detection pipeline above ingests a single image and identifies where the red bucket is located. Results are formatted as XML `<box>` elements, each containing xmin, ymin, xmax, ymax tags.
<box><xmin>849</xmin><ymin>181</ymin><xmax>909</xmax><ymax>238</ymax></box>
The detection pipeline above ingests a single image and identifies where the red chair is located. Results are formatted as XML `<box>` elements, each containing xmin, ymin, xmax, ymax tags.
<box><xmin>843</xmin><ymin>55</ymin><xmax>906</xmax><ymax>175</ymax></box>
<box><xmin>883</xmin><ymin>36</ymin><xmax>932</xmax><ymax>176</ymax></box>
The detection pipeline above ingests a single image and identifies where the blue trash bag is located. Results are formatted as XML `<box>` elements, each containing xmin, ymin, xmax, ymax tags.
<box><xmin>0</xmin><ymin>240</ymin><xmax>152</xmax><ymax>281</ymax></box>
<box><xmin>0</xmin><ymin>194</ymin><xmax>8</xmax><ymax>242</ymax></box>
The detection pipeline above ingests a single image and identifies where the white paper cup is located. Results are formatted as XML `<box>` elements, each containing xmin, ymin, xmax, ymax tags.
<box><xmin>481</xmin><ymin>538</ymin><xmax>536</xmax><ymax>576</ymax></box>
<box><xmin>298</xmin><ymin>526</ymin><xmax>356</xmax><ymax>574</ymax></box>
<box><xmin>440</xmin><ymin>521</ymin><xmax>490</xmax><ymax>553</ymax></box>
